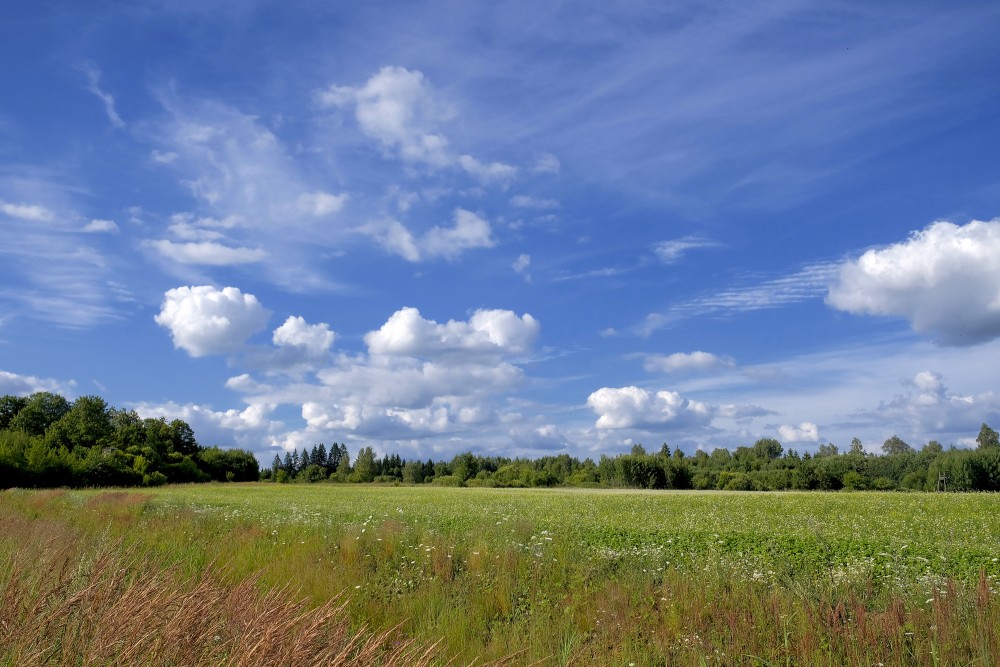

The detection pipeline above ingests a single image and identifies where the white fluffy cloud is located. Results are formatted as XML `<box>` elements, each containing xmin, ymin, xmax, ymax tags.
<box><xmin>587</xmin><ymin>386</ymin><xmax>713</xmax><ymax>430</ymax></box>
<box><xmin>319</xmin><ymin>66</ymin><xmax>453</xmax><ymax>168</ymax></box>
<box><xmin>0</xmin><ymin>370</ymin><xmax>73</xmax><ymax>396</ymax></box>
<box><xmin>644</xmin><ymin>351</ymin><xmax>734</xmax><ymax>374</ymax></box>
<box><xmin>367</xmin><ymin>209</ymin><xmax>495</xmax><ymax>262</ymax></box>
<box><xmin>319</xmin><ymin>66</ymin><xmax>515</xmax><ymax>183</ymax></box>
<box><xmin>272</xmin><ymin>316</ymin><xmax>335</xmax><ymax>355</ymax></box>
<box><xmin>155</xmin><ymin>286</ymin><xmax>270</xmax><ymax>357</ymax></box>
<box><xmin>422</xmin><ymin>209</ymin><xmax>495</xmax><ymax>259</ymax></box>
<box><xmin>297</xmin><ymin>191</ymin><xmax>348</xmax><ymax>216</ymax></box>
<box><xmin>864</xmin><ymin>371</ymin><xmax>1000</xmax><ymax>441</ymax></box>
<box><xmin>0</xmin><ymin>200</ymin><xmax>54</xmax><ymax>221</ymax></box>
<box><xmin>777</xmin><ymin>422</ymin><xmax>820</xmax><ymax>443</ymax></box>
<box><xmin>509</xmin><ymin>424</ymin><xmax>570</xmax><ymax>451</ymax></box>
<box><xmin>133</xmin><ymin>400</ymin><xmax>278</xmax><ymax>449</ymax></box>
<box><xmin>365</xmin><ymin>306</ymin><xmax>538</xmax><ymax>359</ymax></box>
<box><xmin>457</xmin><ymin>155</ymin><xmax>517</xmax><ymax>185</ymax></box>
<box><xmin>83</xmin><ymin>219</ymin><xmax>119</xmax><ymax>233</ymax></box>
<box><xmin>222</xmin><ymin>306</ymin><xmax>540</xmax><ymax>444</ymax></box>
<box><xmin>512</xmin><ymin>253</ymin><xmax>531</xmax><ymax>282</ymax></box>
<box><xmin>827</xmin><ymin>219</ymin><xmax>1000</xmax><ymax>345</ymax></box>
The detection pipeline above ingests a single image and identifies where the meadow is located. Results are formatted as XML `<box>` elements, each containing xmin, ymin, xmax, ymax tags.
<box><xmin>3</xmin><ymin>485</ymin><xmax>1000</xmax><ymax>665</ymax></box>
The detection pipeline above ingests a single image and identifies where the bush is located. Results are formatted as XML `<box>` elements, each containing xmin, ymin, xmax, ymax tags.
<box><xmin>871</xmin><ymin>476</ymin><xmax>896</xmax><ymax>491</ymax></box>
<box><xmin>143</xmin><ymin>471</ymin><xmax>168</xmax><ymax>487</ymax></box>
<box><xmin>842</xmin><ymin>470</ymin><xmax>866</xmax><ymax>491</ymax></box>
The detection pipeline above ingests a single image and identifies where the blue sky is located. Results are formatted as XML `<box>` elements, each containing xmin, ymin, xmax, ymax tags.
<box><xmin>3</xmin><ymin>0</ymin><xmax>1000</xmax><ymax>462</ymax></box>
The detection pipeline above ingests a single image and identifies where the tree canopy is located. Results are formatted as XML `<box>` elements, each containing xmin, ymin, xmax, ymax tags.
<box><xmin>0</xmin><ymin>392</ymin><xmax>257</xmax><ymax>489</ymax></box>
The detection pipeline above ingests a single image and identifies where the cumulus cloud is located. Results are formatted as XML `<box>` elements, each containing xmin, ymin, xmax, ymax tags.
<box><xmin>512</xmin><ymin>253</ymin><xmax>531</xmax><ymax>282</ymax></box>
<box><xmin>457</xmin><ymin>155</ymin><xmax>517</xmax><ymax>185</ymax></box>
<box><xmin>83</xmin><ymin>219</ymin><xmax>119</xmax><ymax>233</ymax></box>
<box><xmin>827</xmin><ymin>219</ymin><xmax>1000</xmax><ymax>346</ymax></box>
<box><xmin>0</xmin><ymin>370</ymin><xmax>73</xmax><ymax>396</ymax></box>
<box><xmin>0</xmin><ymin>201</ymin><xmax>54</xmax><ymax>222</ymax></box>
<box><xmin>862</xmin><ymin>371</ymin><xmax>1000</xmax><ymax>440</ymax></box>
<box><xmin>297</xmin><ymin>191</ymin><xmax>348</xmax><ymax>216</ymax></box>
<box><xmin>367</xmin><ymin>209</ymin><xmax>495</xmax><ymax>262</ymax></box>
<box><xmin>422</xmin><ymin>209</ymin><xmax>495</xmax><ymax>259</ymax></box>
<box><xmin>154</xmin><ymin>285</ymin><xmax>270</xmax><ymax>357</ymax></box>
<box><xmin>653</xmin><ymin>236</ymin><xmax>721</xmax><ymax>264</ymax></box>
<box><xmin>272</xmin><ymin>316</ymin><xmax>335</xmax><ymax>355</ymax></box>
<box><xmin>133</xmin><ymin>400</ymin><xmax>279</xmax><ymax>449</ymax></box>
<box><xmin>586</xmin><ymin>386</ymin><xmax>713</xmax><ymax>430</ymax></box>
<box><xmin>318</xmin><ymin>66</ymin><xmax>515</xmax><ymax>183</ymax></box>
<box><xmin>530</xmin><ymin>153</ymin><xmax>561</xmax><ymax>175</ymax></box>
<box><xmin>777</xmin><ymin>422</ymin><xmax>820</xmax><ymax>442</ymax></box>
<box><xmin>509</xmin><ymin>424</ymin><xmax>570</xmax><ymax>451</ymax></box>
<box><xmin>221</xmin><ymin>305</ymin><xmax>542</xmax><ymax>444</ymax></box>
<box><xmin>318</xmin><ymin>66</ymin><xmax>453</xmax><ymax>167</ymax></box>
<box><xmin>364</xmin><ymin>306</ymin><xmax>538</xmax><ymax>359</ymax></box>
<box><xmin>145</xmin><ymin>240</ymin><xmax>266</xmax><ymax>265</ymax></box>
<box><xmin>644</xmin><ymin>351</ymin><xmax>734</xmax><ymax>374</ymax></box>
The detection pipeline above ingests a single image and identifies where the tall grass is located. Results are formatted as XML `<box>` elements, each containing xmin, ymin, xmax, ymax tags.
<box><xmin>0</xmin><ymin>498</ymin><xmax>443</xmax><ymax>666</ymax></box>
<box><xmin>2</xmin><ymin>486</ymin><xmax>1000</xmax><ymax>665</ymax></box>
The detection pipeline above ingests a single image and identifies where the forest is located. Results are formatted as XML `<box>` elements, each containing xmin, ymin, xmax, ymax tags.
<box><xmin>3</xmin><ymin>390</ymin><xmax>1000</xmax><ymax>492</ymax></box>
<box><xmin>269</xmin><ymin>423</ymin><xmax>1000</xmax><ymax>492</ymax></box>
<box><xmin>0</xmin><ymin>392</ymin><xmax>258</xmax><ymax>488</ymax></box>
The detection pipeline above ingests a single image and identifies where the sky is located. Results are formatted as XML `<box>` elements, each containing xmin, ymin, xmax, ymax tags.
<box><xmin>2</xmin><ymin>0</ymin><xmax>1000</xmax><ymax>463</ymax></box>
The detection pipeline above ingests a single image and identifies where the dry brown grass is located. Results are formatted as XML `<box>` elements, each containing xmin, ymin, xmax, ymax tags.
<box><xmin>0</xmin><ymin>540</ymin><xmax>444</xmax><ymax>666</ymax></box>
<box><xmin>0</xmin><ymin>493</ymin><xmax>436</xmax><ymax>667</ymax></box>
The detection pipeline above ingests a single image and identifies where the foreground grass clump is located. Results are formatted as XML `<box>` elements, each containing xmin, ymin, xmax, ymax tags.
<box><xmin>0</xmin><ymin>493</ymin><xmax>445</xmax><ymax>667</ymax></box>
<box><xmin>3</xmin><ymin>486</ymin><xmax>1000</xmax><ymax>665</ymax></box>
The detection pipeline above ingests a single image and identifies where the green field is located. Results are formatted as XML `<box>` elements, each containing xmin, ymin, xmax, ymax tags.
<box><xmin>4</xmin><ymin>485</ymin><xmax>1000</xmax><ymax>665</ymax></box>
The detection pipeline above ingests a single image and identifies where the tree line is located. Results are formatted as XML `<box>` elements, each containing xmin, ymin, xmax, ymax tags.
<box><xmin>3</xmin><ymin>390</ymin><xmax>999</xmax><ymax>492</ymax></box>
<box><xmin>265</xmin><ymin>424</ymin><xmax>1000</xmax><ymax>492</ymax></box>
<box><xmin>0</xmin><ymin>392</ymin><xmax>258</xmax><ymax>488</ymax></box>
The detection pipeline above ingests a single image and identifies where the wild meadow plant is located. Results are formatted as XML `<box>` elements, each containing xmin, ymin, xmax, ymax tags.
<box><xmin>3</xmin><ymin>485</ymin><xmax>1000</xmax><ymax>665</ymax></box>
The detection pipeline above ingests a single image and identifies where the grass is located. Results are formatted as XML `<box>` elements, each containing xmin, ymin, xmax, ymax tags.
<box><xmin>3</xmin><ymin>485</ymin><xmax>1000</xmax><ymax>665</ymax></box>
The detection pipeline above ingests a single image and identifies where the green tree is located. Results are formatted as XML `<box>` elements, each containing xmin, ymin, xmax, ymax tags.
<box><xmin>976</xmin><ymin>423</ymin><xmax>1000</xmax><ymax>449</ymax></box>
<box><xmin>46</xmin><ymin>395</ymin><xmax>113</xmax><ymax>450</ymax></box>
<box><xmin>402</xmin><ymin>460</ymin><xmax>425</xmax><ymax>484</ymax></box>
<box><xmin>9</xmin><ymin>392</ymin><xmax>71</xmax><ymax>436</ymax></box>
<box><xmin>0</xmin><ymin>395</ymin><xmax>28</xmax><ymax>430</ymax></box>
<box><xmin>850</xmin><ymin>437</ymin><xmax>864</xmax><ymax>455</ymax></box>
<box><xmin>352</xmin><ymin>447</ymin><xmax>375</xmax><ymax>482</ymax></box>
<box><xmin>752</xmin><ymin>438</ymin><xmax>783</xmax><ymax>460</ymax></box>
<box><xmin>882</xmin><ymin>435</ymin><xmax>913</xmax><ymax>456</ymax></box>
<box><xmin>169</xmin><ymin>419</ymin><xmax>198</xmax><ymax>456</ymax></box>
<box><xmin>816</xmin><ymin>443</ymin><xmax>838</xmax><ymax>457</ymax></box>
<box><xmin>451</xmin><ymin>452</ymin><xmax>478</xmax><ymax>484</ymax></box>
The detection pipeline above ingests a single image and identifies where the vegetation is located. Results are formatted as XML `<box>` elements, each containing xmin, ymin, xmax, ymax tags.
<box><xmin>2</xmin><ymin>390</ymin><xmax>999</xmax><ymax>496</ymax></box>
<box><xmin>0</xmin><ymin>392</ymin><xmax>258</xmax><ymax>489</ymax></box>
<box><xmin>4</xmin><ymin>485</ymin><xmax>1000</xmax><ymax>665</ymax></box>
<box><xmin>268</xmin><ymin>425</ymin><xmax>1000</xmax><ymax>493</ymax></box>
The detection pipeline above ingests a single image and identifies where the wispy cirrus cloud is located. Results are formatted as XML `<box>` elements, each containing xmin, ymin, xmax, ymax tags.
<box><xmin>638</xmin><ymin>261</ymin><xmax>841</xmax><ymax>335</ymax></box>
<box><xmin>0</xmin><ymin>175</ymin><xmax>125</xmax><ymax>327</ymax></box>
<box><xmin>653</xmin><ymin>236</ymin><xmax>721</xmax><ymax>264</ymax></box>
<box><xmin>79</xmin><ymin>63</ymin><xmax>125</xmax><ymax>129</ymax></box>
